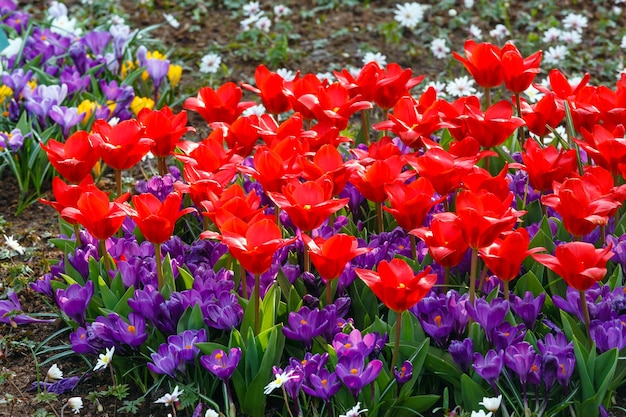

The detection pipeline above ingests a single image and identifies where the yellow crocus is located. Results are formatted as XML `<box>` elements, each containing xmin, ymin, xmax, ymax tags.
<box><xmin>168</xmin><ymin>65</ymin><xmax>182</xmax><ymax>88</ymax></box>
<box><xmin>130</xmin><ymin>96</ymin><xmax>155</xmax><ymax>116</ymax></box>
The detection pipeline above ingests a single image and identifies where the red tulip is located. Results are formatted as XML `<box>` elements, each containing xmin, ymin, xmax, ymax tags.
<box><xmin>455</xmin><ymin>189</ymin><xmax>523</xmax><ymax>249</ymax></box>
<box><xmin>267</xmin><ymin>177</ymin><xmax>349</xmax><ymax>232</ymax></box>
<box><xmin>531</xmin><ymin>242</ymin><xmax>613</xmax><ymax>291</ymax></box>
<box><xmin>184</xmin><ymin>82</ymin><xmax>256</xmax><ymax>125</ymax></box>
<box><xmin>539</xmin><ymin>69</ymin><xmax>590</xmax><ymax>101</ymax></box>
<box><xmin>241</xmin><ymin>64</ymin><xmax>294</xmax><ymax>115</ymax></box>
<box><xmin>40</xmin><ymin>130</ymin><xmax>101</xmax><ymax>183</ymax></box>
<box><xmin>384</xmin><ymin>177</ymin><xmax>438</xmax><ymax>231</ymax></box>
<box><xmin>479</xmin><ymin>228</ymin><xmax>543</xmax><ymax>282</ymax></box>
<box><xmin>176</xmin><ymin>163</ymin><xmax>236</xmax><ymax>208</ymax></box>
<box><xmin>350</xmin><ymin>155</ymin><xmax>413</xmax><ymax>203</ymax></box>
<box><xmin>238</xmin><ymin>145</ymin><xmax>301</xmax><ymax>194</ymax></box>
<box><xmin>61</xmin><ymin>184</ymin><xmax>129</xmax><ymax>241</ymax></box>
<box><xmin>175</xmin><ymin>129</ymin><xmax>242</xmax><ymax>173</ymax></box>
<box><xmin>302</xmin><ymin>234</ymin><xmax>370</xmax><ymax>281</ymax></box>
<box><xmin>576</xmin><ymin>124</ymin><xmax>626</xmax><ymax>176</ymax></box>
<box><xmin>137</xmin><ymin>106</ymin><xmax>194</xmax><ymax>157</ymax></box>
<box><xmin>512</xmin><ymin>139</ymin><xmax>577</xmax><ymax>192</ymax></box>
<box><xmin>216</xmin><ymin>218</ymin><xmax>296</xmax><ymax>275</ymax></box>
<box><xmin>333</xmin><ymin>61</ymin><xmax>381</xmax><ymax>101</ymax></box>
<box><xmin>457</xmin><ymin>100</ymin><xmax>525</xmax><ymax>149</ymax></box>
<box><xmin>520</xmin><ymin>94</ymin><xmax>565</xmax><ymax>137</ymax></box>
<box><xmin>453</xmin><ymin>40</ymin><xmax>503</xmax><ymax>89</ymax></box>
<box><xmin>410</xmin><ymin>212</ymin><xmax>469</xmax><ymax>268</ymax></box>
<box><xmin>300</xmin><ymin>144</ymin><xmax>355</xmax><ymax>196</ymax></box>
<box><xmin>371</xmin><ymin>63</ymin><xmax>424</xmax><ymax>111</ymax></box>
<box><xmin>355</xmin><ymin>258</ymin><xmax>437</xmax><ymax>312</ymax></box>
<box><xmin>500</xmin><ymin>44</ymin><xmax>542</xmax><ymax>94</ymax></box>
<box><xmin>201</xmin><ymin>184</ymin><xmax>269</xmax><ymax>228</ymax></box>
<box><xmin>39</xmin><ymin>176</ymin><xmax>95</xmax><ymax>225</ymax></box>
<box><xmin>126</xmin><ymin>192</ymin><xmax>196</xmax><ymax>244</ymax></box>
<box><xmin>91</xmin><ymin>119</ymin><xmax>153</xmax><ymax>171</ymax></box>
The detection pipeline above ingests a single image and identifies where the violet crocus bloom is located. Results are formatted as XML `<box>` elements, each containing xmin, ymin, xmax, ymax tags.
<box><xmin>332</xmin><ymin>329</ymin><xmax>377</xmax><ymax>358</ymax></box>
<box><xmin>60</xmin><ymin>69</ymin><xmax>91</xmax><ymax>96</ymax></box>
<box><xmin>511</xmin><ymin>291</ymin><xmax>546</xmax><ymax>330</ymax></box>
<box><xmin>607</xmin><ymin>234</ymin><xmax>626</xmax><ymax>272</ymax></box>
<box><xmin>49</xmin><ymin>105</ymin><xmax>85</xmax><ymax>137</ymax></box>
<box><xmin>590</xmin><ymin>317</ymin><xmax>626</xmax><ymax>352</ymax></box>
<box><xmin>418</xmin><ymin>308</ymin><xmax>455</xmax><ymax>347</ymax></box>
<box><xmin>449</xmin><ymin>338</ymin><xmax>473</xmax><ymax>373</ymax></box>
<box><xmin>81</xmin><ymin>30</ymin><xmax>112</xmax><ymax>56</ymax></box>
<box><xmin>145</xmin><ymin>57</ymin><xmax>170</xmax><ymax>92</ymax></box>
<box><xmin>168</xmin><ymin>329</ymin><xmax>207</xmax><ymax>363</ymax></box>
<box><xmin>200</xmin><ymin>347</ymin><xmax>242</xmax><ymax>382</ymax></box>
<box><xmin>472</xmin><ymin>349</ymin><xmax>504</xmax><ymax>389</ymax></box>
<box><xmin>302</xmin><ymin>368</ymin><xmax>341</xmax><ymax>402</ymax></box>
<box><xmin>393</xmin><ymin>360</ymin><xmax>413</xmax><ymax>386</ymax></box>
<box><xmin>29</xmin><ymin>375</ymin><xmax>81</xmax><ymax>394</ymax></box>
<box><xmin>0</xmin><ymin>291</ymin><xmax>55</xmax><ymax>325</ymax></box>
<box><xmin>335</xmin><ymin>350</ymin><xmax>383</xmax><ymax>399</ymax></box>
<box><xmin>55</xmin><ymin>281</ymin><xmax>94</xmax><ymax>326</ymax></box>
<box><xmin>30</xmin><ymin>273</ymin><xmax>55</xmax><ymax>298</ymax></box>
<box><xmin>148</xmin><ymin>343</ymin><xmax>184</xmax><ymax>377</ymax></box>
<box><xmin>0</xmin><ymin>128</ymin><xmax>24</xmax><ymax>152</ymax></box>
<box><xmin>466</xmin><ymin>298</ymin><xmax>509</xmax><ymax>344</ymax></box>
<box><xmin>202</xmin><ymin>292</ymin><xmax>244</xmax><ymax>330</ymax></box>
<box><xmin>504</xmin><ymin>341</ymin><xmax>536</xmax><ymax>385</ymax></box>
<box><xmin>282</xmin><ymin>306</ymin><xmax>328</xmax><ymax>350</ymax></box>
<box><xmin>2</xmin><ymin>69</ymin><xmax>32</xmax><ymax>100</ymax></box>
<box><xmin>493</xmin><ymin>322</ymin><xmax>526</xmax><ymax>351</ymax></box>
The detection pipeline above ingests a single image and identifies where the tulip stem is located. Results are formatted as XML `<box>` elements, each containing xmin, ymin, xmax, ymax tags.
<box><xmin>361</xmin><ymin>109</ymin><xmax>370</xmax><ymax>145</ymax></box>
<box><xmin>326</xmin><ymin>279</ymin><xmax>333</xmax><ymax>306</ymax></box>
<box><xmin>114</xmin><ymin>169</ymin><xmax>122</xmax><ymax>199</ymax></box>
<box><xmin>392</xmin><ymin>311</ymin><xmax>402</xmax><ymax>369</ymax></box>
<box><xmin>304</xmin><ymin>241</ymin><xmax>310</xmax><ymax>274</ymax></box>
<box><xmin>484</xmin><ymin>87</ymin><xmax>491</xmax><ymax>110</ymax></box>
<box><xmin>157</xmin><ymin>156</ymin><xmax>167</xmax><ymax>177</ymax></box>
<box><xmin>99</xmin><ymin>239</ymin><xmax>113</xmax><ymax>277</ymax></box>
<box><xmin>241</xmin><ymin>263</ymin><xmax>248</xmax><ymax>299</ymax></box>
<box><xmin>515</xmin><ymin>93</ymin><xmax>525</xmax><ymax>148</ymax></box>
<box><xmin>503</xmin><ymin>279</ymin><xmax>510</xmax><ymax>301</ymax></box>
<box><xmin>469</xmin><ymin>248</ymin><xmax>479</xmax><ymax>306</ymax></box>
<box><xmin>579</xmin><ymin>290</ymin><xmax>591</xmax><ymax>341</ymax></box>
<box><xmin>73</xmin><ymin>224</ymin><xmax>82</xmax><ymax>247</ymax></box>
<box><xmin>376</xmin><ymin>202</ymin><xmax>384</xmax><ymax>234</ymax></box>
<box><xmin>410</xmin><ymin>234</ymin><xmax>417</xmax><ymax>261</ymax></box>
<box><xmin>254</xmin><ymin>273</ymin><xmax>260</xmax><ymax>334</ymax></box>
<box><xmin>155</xmin><ymin>243</ymin><xmax>163</xmax><ymax>291</ymax></box>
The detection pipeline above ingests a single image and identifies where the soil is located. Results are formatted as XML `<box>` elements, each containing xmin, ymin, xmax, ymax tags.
<box><xmin>1</xmin><ymin>0</ymin><xmax>625</xmax><ymax>416</ymax></box>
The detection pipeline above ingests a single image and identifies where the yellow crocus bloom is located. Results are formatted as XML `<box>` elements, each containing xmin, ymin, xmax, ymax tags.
<box><xmin>130</xmin><ymin>96</ymin><xmax>155</xmax><ymax>116</ymax></box>
<box><xmin>168</xmin><ymin>65</ymin><xmax>182</xmax><ymax>88</ymax></box>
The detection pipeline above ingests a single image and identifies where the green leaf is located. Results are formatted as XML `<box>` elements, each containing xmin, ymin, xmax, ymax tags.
<box><xmin>424</xmin><ymin>346</ymin><xmax>462</xmax><ymax>389</ymax></box>
<box><xmin>111</xmin><ymin>285</ymin><xmax>135</xmax><ymax>318</ymax></box>
<box><xmin>98</xmin><ymin>275</ymin><xmax>118</xmax><ymax>310</ymax></box>
<box><xmin>460</xmin><ymin>374</ymin><xmax>488</xmax><ymax>412</ymax></box>
<box><xmin>572</xmin><ymin>336</ymin><xmax>594</xmax><ymax>400</ymax></box>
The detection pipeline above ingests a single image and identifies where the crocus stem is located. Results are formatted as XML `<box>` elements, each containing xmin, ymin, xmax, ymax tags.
<box><xmin>241</xmin><ymin>263</ymin><xmax>248</xmax><ymax>299</ymax></box>
<box><xmin>155</xmin><ymin>243</ymin><xmax>163</xmax><ymax>291</ymax></box>
<box><xmin>115</xmin><ymin>169</ymin><xmax>122</xmax><ymax>199</ymax></box>
<box><xmin>225</xmin><ymin>381</ymin><xmax>236</xmax><ymax>417</ymax></box>
<box><xmin>375</xmin><ymin>201</ymin><xmax>383</xmax><ymax>234</ymax></box>
<box><xmin>392</xmin><ymin>311</ymin><xmax>402</xmax><ymax>369</ymax></box>
<box><xmin>410</xmin><ymin>234</ymin><xmax>417</xmax><ymax>261</ymax></box>
<box><xmin>282</xmin><ymin>386</ymin><xmax>295</xmax><ymax>417</ymax></box>
<box><xmin>98</xmin><ymin>239</ymin><xmax>113</xmax><ymax>275</ymax></box>
<box><xmin>73</xmin><ymin>224</ymin><xmax>82</xmax><ymax>247</ymax></box>
<box><xmin>580</xmin><ymin>290</ymin><xmax>591</xmax><ymax>340</ymax></box>
<box><xmin>469</xmin><ymin>247</ymin><xmax>479</xmax><ymax>306</ymax></box>
<box><xmin>254</xmin><ymin>273</ymin><xmax>260</xmax><ymax>334</ymax></box>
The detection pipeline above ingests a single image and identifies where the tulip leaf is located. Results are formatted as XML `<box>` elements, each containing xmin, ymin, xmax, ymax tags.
<box><xmin>561</xmin><ymin>311</ymin><xmax>588</xmax><ymax>350</ymax></box>
<box><xmin>49</xmin><ymin>237</ymin><xmax>77</xmax><ymax>255</ymax></box>
<box><xmin>460</xmin><ymin>373</ymin><xmax>488</xmax><ymax>412</ymax></box>
<box><xmin>594</xmin><ymin>347</ymin><xmax>618</xmax><ymax>396</ymax></box>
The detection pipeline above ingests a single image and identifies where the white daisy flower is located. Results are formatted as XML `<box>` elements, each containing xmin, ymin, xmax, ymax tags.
<box><xmin>243</xmin><ymin>1</ymin><xmax>261</xmax><ymax>16</ymax></box>
<box><xmin>339</xmin><ymin>402</ymin><xmax>368</xmax><ymax>417</ymax></box>
<box><xmin>199</xmin><ymin>52</ymin><xmax>222</xmax><ymax>74</ymax></box>
<box><xmin>273</xmin><ymin>4</ymin><xmax>292</xmax><ymax>18</ymax></box>
<box><xmin>264</xmin><ymin>369</ymin><xmax>297</xmax><ymax>395</ymax></box>
<box><xmin>94</xmin><ymin>347</ymin><xmax>115</xmax><ymax>371</ymax></box>
<box><xmin>205</xmin><ymin>409</ymin><xmax>219</xmax><ymax>417</ymax></box>
<box><xmin>430</xmin><ymin>38</ymin><xmax>450</xmax><ymax>59</ymax></box>
<box><xmin>316</xmin><ymin>71</ymin><xmax>334</xmax><ymax>83</ymax></box>
<box><xmin>243</xmin><ymin>103</ymin><xmax>266</xmax><ymax>117</ymax></box>
<box><xmin>46</xmin><ymin>364</ymin><xmax>63</xmax><ymax>382</ymax></box>
<box><xmin>276</xmin><ymin>68</ymin><xmax>296</xmax><ymax>81</ymax></box>
<box><xmin>446</xmin><ymin>75</ymin><xmax>477</xmax><ymax>97</ymax></box>
<box><xmin>4</xmin><ymin>235</ymin><xmax>25</xmax><ymax>255</ymax></box>
<box><xmin>523</xmin><ymin>85</ymin><xmax>543</xmax><ymax>103</ymax></box>
<box><xmin>362</xmin><ymin>51</ymin><xmax>387</xmax><ymax>67</ymax></box>
<box><xmin>155</xmin><ymin>386</ymin><xmax>184</xmax><ymax>406</ymax></box>
<box><xmin>48</xmin><ymin>1</ymin><xmax>68</xmax><ymax>18</ymax></box>
<box><xmin>563</xmin><ymin>12</ymin><xmax>588</xmax><ymax>32</ymax></box>
<box><xmin>542</xmin><ymin>27</ymin><xmax>562</xmax><ymax>43</ymax></box>
<box><xmin>489</xmin><ymin>23</ymin><xmax>510</xmax><ymax>40</ymax></box>
<box><xmin>543</xmin><ymin>45</ymin><xmax>568</xmax><ymax>66</ymax></box>
<box><xmin>50</xmin><ymin>15</ymin><xmax>82</xmax><ymax>36</ymax></box>
<box><xmin>479</xmin><ymin>395</ymin><xmax>502</xmax><ymax>413</ymax></box>
<box><xmin>621</xmin><ymin>34</ymin><xmax>626</xmax><ymax>49</ymax></box>
<box><xmin>469</xmin><ymin>24</ymin><xmax>482</xmax><ymax>40</ymax></box>
<box><xmin>425</xmin><ymin>81</ymin><xmax>446</xmax><ymax>95</ymax></box>
<box><xmin>67</xmin><ymin>397</ymin><xmax>83</xmax><ymax>414</ymax></box>
<box><xmin>393</xmin><ymin>2</ymin><xmax>426</xmax><ymax>29</ymax></box>
<box><xmin>470</xmin><ymin>411</ymin><xmax>492</xmax><ymax>417</ymax></box>
<box><xmin>254</xmin><ymin>16</ymin><xmax>272</xmax><ymax>32</ymax></box>
<box><xmin>464</xmin><ymin>0</ymin><xmax>475</xmax><ymax>7</ymax></box>
<box><xmin>163</xmin><ymin>13</ymin><xmax>180</xmax><ymax>29</ymax></box>
<box><xmin>559</xmin><ymin>30</ymin><xmax>581</xmax><ymax>44</ymax></box>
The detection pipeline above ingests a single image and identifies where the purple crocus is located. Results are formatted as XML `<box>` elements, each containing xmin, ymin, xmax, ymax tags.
<box><xmin>2</xmin><ymin>69</ymin><xmax>32</xmax><ymax>100</ymax></box>
<box><xmin>1</xmin><ymin>291</ymin><xmax>55</xmax><ymax>325</ymax></box>
<box><xmin>334</xmin><ymin>350</ymin><xmax>383</xmax><ymax>399</ymax></box>
<box><xmin>148</xmin><ymin>343</ymin><xmax>184</xmax><ymax>377</ymax></box>
<box><xmin>29</xmin><ymin>375</ymin><xmax>81</xmax><ymax>394</ymax></box>
<box><xmin>472</xmin><ymin>349</ymin><xmax>504</xmax><ymax>389</ymax></box>
<box><xmin>301</xmin><ymin>368</ymin><xmax>341</xmax><ymax>402</ymax></box>
<box><xmin>145</xmin><ymin>56</ymin><xmax>170</xmax><ymax>92</ymax></box>
<box><xmin>168</xmin><ymin>329</ymin><xmax>207</xmax><ymax>363</ymax></box>
<box><xmin>449</xmin><ymin>338</ymin><xmax>474</xmax><ymax>373</ymax></box>
<box><xmin>0</xmin><ymin>128</ymin><xmax>25</xmax><ymax>152</ymax></box>
<box><xmin>282</xmin><ymin>306</ymin><xmax>328</xmax><ymax>350</ymax></box>
<box><xmin>49</xmin><ymin>105</ymin><xmax>85</xmax><ymax>137</ymax></box>
<box><xmin>504</xmin><ymin>341</ymin><xmax>536</xmax><ymax>385</ymax></box>
<box><xmin>55</xmin><ymin>281</ymin><xmax>94</xmax><ymax>326</ymax></box>
<box><xmin>466</xmin><ymin>297</ymin><xmax>509</xmax><ymax>344</ymax></box>
<box><xmin>511</xmin><ymin>291</ymin><xmax>546</xmax><ymax>330</ymax></box>
<box><xmin>393</xmin><ymin>360</ymin><xmax>413</xmax><ymax>386</ymax></box>
<box><xmin>493</xmin><ymin>322</ymin><xmax>526</xmax><ymax>351</ymax></box>
<box><xmin>200</xmin><ymin>347</ymin><xmax>242</xmax><ymax>382</ymax></box>
<box><xmin>418</xmin><ymin>307</ymin><xmax>455</xmax><ymax>347</ymax></box>
<box><xmin>590</xmin><ymin>317</ymin><xmax>626</xmax><ymax>352</ymax></box>
<box><xmin>332</xmin><ymin>329</ymin><xmax>377</xmax><ymax>358</ymax></box>
<box><xmin>81</xmin><ymin>30</ymin><xmax>112</xmax><ymax>56</ymax></box>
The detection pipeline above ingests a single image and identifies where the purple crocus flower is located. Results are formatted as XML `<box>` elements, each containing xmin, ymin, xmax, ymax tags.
<box><xmin>30</xmin><ymin>273</ymin><xmax>55</xmax><ymax>298</ymax></box>
<box><xmin>2</xmin><ymin>69</ymin><xmax>32</xmax><ymax>99</ymax></box>
<box><xmin>145</xmin><ymin>56</ymin><xmax>170</xmax><ymax>92</ymax></box>
<box><xmin>607</xmin><ymin>234</ymin><xmax>626</xmax><ymax>272</ymax></box>
<box><xmin>29</xmin><ymin>375</ymin><xmax>81</xmax><ymax>394</ymax></box>
<box><xmin>128</xmin><ymin>285</ymin><xmax>179</xmax><ymax>335</ymax></box>
<box><xmin>0</xmin><ymin>128</ymin><xmax>25</xmax><ymax>152</ymax></box>
<box><xmin>393</xmin><ymin>360</ymin><xmax>413</xmax><ymax>386</ymax></box>
<box><xmin>1</xmin><ymin>291</ymin><xmax>55</xmax><ymax>325</ymax></box>
<box><xmin>24</xmin><ymin>84</ymin><xmax>69</xmax><ymax>126</ymax></box>
<box><xmin>282</xmin><ymin>306</ymin><xmax>328</xmax><ymax>350</ymax></box>
<box><xmin>493</xmin><ymin>322</ymin><xmax>526</xmax><ymax>351</ymax></box>
<box><xmin>81</xmin><ymin>30</ymin><xmax>112</xmax><ymax>56</ymax></box>
<box><xmin>148</xmin><ymin>343</ymin><xmax>184</xmax><ymax>377</ymax></box>
<box><xmin>332</xmin><ymin>329</ymin><xmax>377</xmax><ymax>358</ymax></box>
<box><xmin>301</xmin><ymin>368</ymin><xmax>341</xmax><ymax>402</ymax></box>
<box><xmin>335</xmin><ymin>350</ymin><xmax>383</xmax><ymax>399</ymax></box>
<box><xmin>168</xmin><ymin>329</ymin><xmax>207</xmax><ymax>363</ymax></box>
<box><xmin>541</xmin><ymin>353</ymin><xmax>558</xmax><ymax>392</ymax></box>
<box><xmin>511</xmin><ymin>291</ymin><xmax>546</xmax><ymax>330</ymax></box>
<box><xmin>49</xmin><ymin>105</ymin><xmax>85</xmax><ymax>137</ymax></box>
<box><xmin>135</xmin><ymin>174</ymin><xmax>176</xmax><ymax>202</ymax></box>
<box><xmin>200</xmin><ymin>347</ymin><xmax>242</xmax><ymax>382</ymax></box>
<box><xmin>55</xmin><ymin>281</ymin><xmax>94</xmax><ymax>326</ymax></box>
<box><xmin>60</xmin><ymin>69</ymin><xmax>91</xmax><ymax>96</ymax></box>
<box><xmin>472</xmin><ymin>349</ymin><xmax>504</xmax><ymax>388</ymax></box>
<box><xmin>3</xmin><ymin>10</ymin><xmax>28</xmax><ymax>34</ymax></box>
<box><xmin>449</xmin><ymin>338</ymin><xmax>473</xmax><ymax>373</ymax></box>
<box><xmin>504</xmin><ymin>341</ymin><xmax>536</xmax><ymax>385</ymax></box>
<box><xmin>202</xmin><ymin>292</ymin><xmax>244</xmax><ymax>331</ymax></box>
<box><xmin>466</xmin><ymin>297</ymin><xmax>509</xmax><ymax>344</ymax></box>
<box><xmin>590</xmin><ymin>317</ymin><xmax>626</xmax><ymax>352</ymax></box>
<box><xmin>418</xmin><ymin>307</ymin><xmax>455</xmax><ymax>347</ymax></box>
<box><xmin>0</xmin><ymin>0</ymin><xmax>16</xmax><ymax>13</ymax></box>
<box><xmin>101</xmin><ymin>312</ymin><xmax>148</xmax><ymax>348</ymax></box>
<box><xmin>527</xmin><ymin>354</ymin><xmax>542</xmax><ymax>387</ymax></box>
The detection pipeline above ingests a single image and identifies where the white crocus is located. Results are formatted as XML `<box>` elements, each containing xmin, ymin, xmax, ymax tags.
<box><xmin>46</xmin><ymin>364</ymin><xmax>63</xmax><ymax>381</ymax></box>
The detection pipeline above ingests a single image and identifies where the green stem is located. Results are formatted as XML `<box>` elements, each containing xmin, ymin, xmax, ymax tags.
<box><xmin>73</xmin><ymin>224</ymin><xmax>82</xmax><ymax>247</ymax></box>
<box><xmin>254</xmin><ymin>273</ymin><xmax>260</xmax><ymax>334</ymax></box>
<box><xmin>115</xmin><ymin>169</ymin><xmax>122</xmax><ymax>199</ymax></box>
<box><xmin>361</xmin><ymin>109</ymin><xmax>370</xmax><ymax>145</ymax></box>
<box><xmin>376</xmin><ymin>201</ymin><xmax>384</xmax><ymax>234</ymax></box>
<box><xmin>392</xmin><ymin>311</ymin><xmax>402</xmax><ymax>370</ymax></box>
<box><xmin>410</xmin><ymin>234</ymin><xmax>417</xmax><ymax>261</ymax></box>
<box><xmin>469</xmin><ymin>248</ymin><xmax>479</xmax><ymax>306</ymax></box>
<box><xmin>99</xmin><ymin>239</ymin><xmax>113</xmax><ymax>277</ymax></box>
<box><xmin>326</xmin><ymin>279</ymin><xmax>333</xmax><ymax>306</ymax></box>
<box><xmin>443</xmin><ymin>266</ymin><xmax>450</xmax><ymax>293</ymax></box>
<box><xmin>155</xmin><ymin>243</ymin><xmax>163</xmax><ymax>291</ymax></box>
<box><xmin>515</xmin><ymin>92</ymin><xmax>525</xmax><ymax>148</ymax></box>
<box><xmin>484</xmin><ymin>87</ymin><xmax>491</xmax><ymax>110</ymax></box>
<box><xmin>503</xmin><ymin>279</ymin><xmax>510</xmax><ymax>301</ymax></box>
<box><xmin>580</xmin><ymin>290</ymin><xmax>591</xmax><ymax>341</ymax></box>
<box><xmin>241</xmin><ymin>263</ymin><xmax>248</xmax><ymax>299</ymax></box>
<box><xmin>158</xmin><ymin>156</ymin><xmax>167</xmax><ymax>177</ymax></box>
